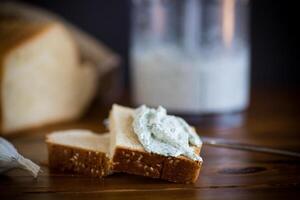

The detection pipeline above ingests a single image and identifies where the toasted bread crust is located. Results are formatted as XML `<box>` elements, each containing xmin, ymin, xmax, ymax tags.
<box><xmin>161</xmin><ymin>153</ymin><xmax>202</xmax><ymax>183</ymax></box>
<box><xmin>112</xmin><ymin>146</ymin><xmax>202</xmax><ymax>183</ymax></box>
<box><xmin>112</xmin><ymin>147</ymin><xmax>164</xmax><ymax>178</ymax></box>
<box><xmin>47</xmin><ymin>142</ymin><xmax>111</xmax><ymax>178</ymax></box>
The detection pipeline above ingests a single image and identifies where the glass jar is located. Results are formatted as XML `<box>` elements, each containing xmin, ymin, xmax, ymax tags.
<box><xmin>130</xmin><ymin>0</ymin><xmax>250</xmax><ymax>115</ymax></box>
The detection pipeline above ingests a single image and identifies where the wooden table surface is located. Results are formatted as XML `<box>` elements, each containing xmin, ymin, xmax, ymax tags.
<box><xmin>1</xmin><ymin>88</ymin><xmax>300</xmax><ymax>200</ymax></box>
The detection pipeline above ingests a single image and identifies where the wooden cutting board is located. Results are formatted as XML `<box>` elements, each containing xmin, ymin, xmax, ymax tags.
<box><xmin>1</xmin><ymin>89</ymin><xmax>300</xmax><ymax>200</ymax></box>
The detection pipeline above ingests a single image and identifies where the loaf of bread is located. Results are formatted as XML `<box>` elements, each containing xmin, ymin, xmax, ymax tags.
<box><xmin>46</xmin><ymin>130</ymin><xmax>111</xmax><ymax>177</ymax></box>
<box><xmin>109</xmin><ymin>104</ymin><xmax>203</xmax><ymax>183</ymax></box>
<box><xmin>0</xmin><ymin>18</ymin><xmax>97</xmax><ymax>134</ymax></box>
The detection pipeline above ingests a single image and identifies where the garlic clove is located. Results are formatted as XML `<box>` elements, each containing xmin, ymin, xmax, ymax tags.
<box><xmin>0</xmin><ymin>137</ymin><xmax>40</xmax><ymax>178</ymax></box>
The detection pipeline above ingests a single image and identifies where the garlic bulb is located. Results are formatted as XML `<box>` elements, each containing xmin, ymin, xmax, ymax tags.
<box><xmin>0</xmin><ymin>137</ymin><xmax>40</xmax><ymax>178</ymax></box>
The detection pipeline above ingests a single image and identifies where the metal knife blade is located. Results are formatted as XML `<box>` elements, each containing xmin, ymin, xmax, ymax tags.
<box><xmin>201</xmin><ymin>137</ymin><xmax>300</xmax><ymax>158</ymax></box>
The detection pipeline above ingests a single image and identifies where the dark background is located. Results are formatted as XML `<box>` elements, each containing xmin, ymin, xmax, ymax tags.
<box><xmin>17</xmin><ymin>0</ymin><xmax>297</xmax><ymax>87</ymax></box>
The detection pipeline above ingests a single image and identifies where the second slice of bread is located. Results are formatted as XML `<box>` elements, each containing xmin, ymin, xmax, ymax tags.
<box><xmin>46</xmin><ymin>130</ymin><xmax>111</xmax><ymax>177</ymax></box>
<box><xmin>109</xmin><ymin>104</ymin><xmax>203</xmax><ymax>183</ymax></box>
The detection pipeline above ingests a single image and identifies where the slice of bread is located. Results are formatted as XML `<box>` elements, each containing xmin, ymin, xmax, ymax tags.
<box><xmin>46</xmin><ymin>130</ymin><xmax>111</xmax><ymax>178</ymax></box>
<box><xmin>109</xmin><ymin>104</ymin><xmax>203</xmax><ymax>183</ymax></box>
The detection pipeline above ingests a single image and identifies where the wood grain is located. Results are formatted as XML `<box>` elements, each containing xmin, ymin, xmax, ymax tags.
<box><xmin>1</xmin><ymin>88</ymin><xmax>300</xmax><ymax>199</ymax></box>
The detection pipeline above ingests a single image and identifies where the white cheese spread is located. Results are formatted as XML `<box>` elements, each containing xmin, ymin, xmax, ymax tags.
<box><xmin>132</xmin><ymin>105</ymin><xmax>202</xmax><ymax>161</ymax></box>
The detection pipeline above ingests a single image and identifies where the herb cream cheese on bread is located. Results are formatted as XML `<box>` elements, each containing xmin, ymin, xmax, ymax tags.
<box><xmin>133</xmin><ymin>105</ymin><xmax>202</xmax><ymax>161</ymax></box>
